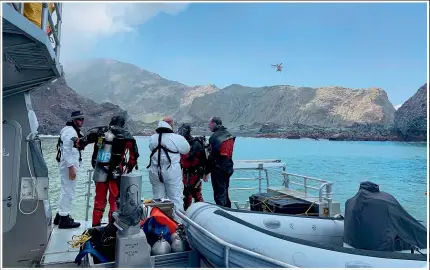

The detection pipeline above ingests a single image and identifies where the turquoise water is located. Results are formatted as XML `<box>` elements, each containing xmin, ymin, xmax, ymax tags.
<box><xmin>41</xmin><ymin>137</ymin><xmax>428</xmax><ymax>222</ymax></box>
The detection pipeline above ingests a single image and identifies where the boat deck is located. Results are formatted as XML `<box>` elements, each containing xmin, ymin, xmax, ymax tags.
<box><xmin>39</xmin><ymin>160</ymin><xmax>340</xmax><ymax>268</ymax></box>
<box><xmin>40</xmin><ymin>220</ymin><xmax>108</xmax><ymax>268</ymax></box>
<box><xmin>39</xmin><ymin>215</ymin><xmax>203</xmax><ymax>268</ymax></box>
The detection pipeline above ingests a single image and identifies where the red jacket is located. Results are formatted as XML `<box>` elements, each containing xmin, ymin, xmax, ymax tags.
<box><xmin>180</xmin><ymin>138</ymin><xmax>206</xmax><ymax>170</ymax></box>
<box><xmin>219</xmin><ymin>138</ymin><xmax>234</xmax><ymax>159</ymax></box>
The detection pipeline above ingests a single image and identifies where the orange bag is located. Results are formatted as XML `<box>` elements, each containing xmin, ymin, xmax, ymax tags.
<box><xmin>148</xmin><ymin>207</ymin><xmax>178</xmax><ymax>234</ymax></box>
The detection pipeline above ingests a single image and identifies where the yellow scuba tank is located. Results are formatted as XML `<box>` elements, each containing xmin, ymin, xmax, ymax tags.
<box><xmin>92</xmin><ymin>129</ymin><xmax>115</xmax><ymax>182</ymax></box>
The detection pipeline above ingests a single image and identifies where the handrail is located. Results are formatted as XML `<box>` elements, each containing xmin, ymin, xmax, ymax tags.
<box><xmin>84</xmin><ymin>169</ymin><xmax>94</xmax><ymax>222</ymax></box>
<box><xmin>84</xmin><ymin>159</ymin><xmax>335</xmax><ymax>220</ymax></box>
<box><xmin>175</xmin><ymin>208</ymin><xmax>295</xmax><ymax>268</ymax></box>
<box><xmin>10</xmin><ymin>2</ymin><xmax>63</xmax><ymax>65</ymax></box>
<box><xmin>282</xmin><ymin>171</ymin><xmax>333</xmax><ymax>200</ymax></box>
<box><xmin>11</xmin><ymin>3</ymin><xmax>24</xmax><ymax>14</ymax></box>
<box><xmin>235</xmin><ymin>159</ymin><xmax>282</xmax><ymax>163</ymax></box>
<box><xmin>283</xmin><ymin>172</ymin><xmax>330</xmax><ymax>184</ymax></box>
<box><xmin>42</xmin><ymin>2</ymin><xmax>63</xmax><ymax>64</ymax></box>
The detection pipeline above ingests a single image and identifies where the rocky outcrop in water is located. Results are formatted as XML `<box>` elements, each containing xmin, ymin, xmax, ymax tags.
<box><xmin>182</xmin><ymin>85</ymin><xmax>396</xmax><ymax>129</ymax></box>
<box><xmin>394</xmin><ymin>83</ymin><xmax>428</xmax><ymax>141</ymax></box>
<box><xmin>254</xmin><ymin>123</ymin><xmax>400</xmax><ymax>141</ymax></box>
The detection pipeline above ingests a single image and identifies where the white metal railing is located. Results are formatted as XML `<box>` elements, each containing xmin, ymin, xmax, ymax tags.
<box><xmin>10</xmin><ymin>2</ymin><xmax>63</xmax><ymax>65</ymax></box>
<box><xmin>281</xmin><ymin>171</ymin><xmax>334</xmax><ymax>215</ymax></box>
<box><xmin>229</xmin><ymin>159</ymin><xmax>282</xmax><ymax>209</ymax></box>
<box><xmin>282</xmin><ymin>172</ymin><xmax>333</xmax><ymax>199</ymax></box>
<box><xmin>84</xmin><ymin>169</ymin><xmax>94</xmax><ymax>222</ymax></box>
<box><xmin>83</xmin><ymin>160</ymin><xmax>335</xmax><ymax>221</ymax></box>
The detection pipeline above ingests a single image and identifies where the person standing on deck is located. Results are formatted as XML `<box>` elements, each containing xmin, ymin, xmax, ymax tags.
<box><xmin>91</xmin><ymin>115</ymin><xmax>139</xmax><ymax>227</ymax></box>
<box><xmin>204</xmin><ymin>116</ymin><xmax>236</xmax><ymax>208</ymax></box>
<box><xmin>147</xmin><ymin>117</ymin><xmax>190</xmax><ymax>216</ymax></box>
<box><xmin>53</xmin><ymin>111</ymin><xmax>85</xmax><ymax>229</ymax></box>
<box><xmin>177</xmin><ymin>123</ymin><xmax>208</xmax><ymax>210</ymax></box>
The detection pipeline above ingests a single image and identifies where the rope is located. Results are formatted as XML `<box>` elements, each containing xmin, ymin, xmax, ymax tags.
<box><xmin>67</xmin><ymin>230</ymin><xmax>92</xmax><ymax>249</ymax></box>
<box><xmin>295</xmin><ymin>201</ymin><xmax>316</xmax><ymax>216</ymax></box>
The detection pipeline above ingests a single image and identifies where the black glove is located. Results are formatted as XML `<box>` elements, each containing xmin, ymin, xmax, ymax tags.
<box><xmin>71</xmin><ymin>137</ymin><xmax>88</xmax><ymax>150</ymax></box>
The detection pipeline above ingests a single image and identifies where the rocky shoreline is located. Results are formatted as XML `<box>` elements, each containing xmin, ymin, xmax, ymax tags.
<box><xmin>253</xmin><ymin>131</ymin><xmax>402</xmax><ymax>142</ymax></box>
<box><xmin>39</xmin><ymin>121</ymin><xmax>427</xmax><ymax>142</ymax></box>
<box><xmin>130</xmin><ymin>122</ymin><xmax>426</xmax><ymax>142</ymax></box>
<box><xmin>39</xmin><ymin>128</ymin><xmax>426</xmax><ymax>142</ymax></box>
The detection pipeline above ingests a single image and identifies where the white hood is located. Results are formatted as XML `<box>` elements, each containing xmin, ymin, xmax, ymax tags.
<box><xmin>157</xmin><ymin>120</ymin><xmax>173</xmax><ymax>130</ymax></box>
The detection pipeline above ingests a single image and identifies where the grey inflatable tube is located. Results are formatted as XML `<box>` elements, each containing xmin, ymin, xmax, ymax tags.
<box><xmin>187</xmin><ymin>202</ymin><xmax>345</xmax><ymax>246</ymax></box>
<box><xmin>184</xmin><ymin>202</ymin><xmax>427</xmax><ymax>268</ymax></box>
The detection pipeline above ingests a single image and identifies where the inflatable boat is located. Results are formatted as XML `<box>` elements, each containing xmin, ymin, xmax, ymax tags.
<box><xmin>186</xmin><ymin>202</ymin><xmax>345</xmax><ymax>246</ymax></box>
<box><xmin>181</xmin><ymin>182</ymin><xmax>427</xmax><ymax>268</ymax></box>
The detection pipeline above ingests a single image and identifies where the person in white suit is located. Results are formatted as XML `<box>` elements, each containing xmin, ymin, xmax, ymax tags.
<box><xmin>147</xmin><ymin>116</ymin><xmax>190</xmax><ymax>215</ymax></box>
<box><xmin>53</xmin><ymin>111</ymin><xmax>85</xmax><ymax>229</ymax></box>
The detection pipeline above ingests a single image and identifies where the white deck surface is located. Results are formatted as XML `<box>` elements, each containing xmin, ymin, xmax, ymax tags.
<box><xmin>41</xmin><ymin>219</ymin><xmax>108</xmax><ymax>267</ymax></box>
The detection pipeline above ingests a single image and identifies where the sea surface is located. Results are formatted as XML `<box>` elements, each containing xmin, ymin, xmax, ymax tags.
<box><xmin>40</xmin><ymin>136</ymin><xmax>428</xmax><ymax>223</ymax></box>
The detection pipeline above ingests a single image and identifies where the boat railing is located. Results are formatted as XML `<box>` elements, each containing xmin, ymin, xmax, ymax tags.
<box><xmin>230</xmin><ymin>159</ymin><xmax>333</xmax><ymax>210</ymax></box>
<box><xmin>228</xmin><ymin>159</ymin><xmax>283</xmax><ymax>209</ymax></box>
<box><xmin>83</xmin><ymin>160</ymin><xmax>335</xmax><ymax>221</ymax></box>
<box><xmin>8</xmin><ymin>2</ymin><xmax>63</xmax><ymax>65</ymax></box>
<box><xmin>175</xmin><ymin>208</ymin><xmax>295</xmax><ymax>268</ymax></box>
<box><xmin>230</xmin><ymin>160</ymin><xmax>279</xmax><ymax>191</ymax></box>
<box><xmin>282</xmin><ymin>171</ymin><xmax>334</xmax><ymax>202</ymax></box>
<box><xmin>84</xmin><ymin>169</ymin><xmax>94</xmax><ymax>222</ymax></box>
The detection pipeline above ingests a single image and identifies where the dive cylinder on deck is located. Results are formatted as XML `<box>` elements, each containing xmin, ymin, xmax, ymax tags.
<box><xmin>151</xmin><ymin>234</ymin><xmax>171</xmax><ymax>255</ymax></box>
<box><xmin>171</xmin><ymin>224</ymin><xmax>189</xmax><ymax>253</ymax></box>
<box><xmin>93</xmin><ymin>129</ymin><xmax>115</xmax><ymax>182</ymax></box>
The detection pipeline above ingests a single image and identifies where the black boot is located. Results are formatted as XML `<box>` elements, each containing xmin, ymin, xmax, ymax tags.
<box><xmin>53</xmin><ymin>213</ymin><xmax>60</xmax><ymax>226</ymax></box>
<box><xmin>58</xmin><ymin>214</ymin><xmax>81</xmax><ymax>229</ymax></box>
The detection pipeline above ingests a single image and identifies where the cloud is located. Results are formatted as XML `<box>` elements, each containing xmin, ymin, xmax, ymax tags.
<box><xmin>394</xmin><ymin>103</ymin><xmax>403</xmax><ymax>110</ymax></box>
<box><xmin>57</xmin><ymin>3</ymin><xmax>189</xmax><ymax>59</ymax></box>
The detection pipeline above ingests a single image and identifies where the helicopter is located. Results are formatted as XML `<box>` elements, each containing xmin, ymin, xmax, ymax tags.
<box><xmin>271</xmin><ymin>63</ymin><xmax>283</xmax><ymax>72</ymax></box>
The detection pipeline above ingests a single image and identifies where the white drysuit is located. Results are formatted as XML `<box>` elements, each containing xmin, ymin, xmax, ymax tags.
<box><xmin>57</xmin><ymin>125</ymin><xmax>81</xmax><ymax>216</ymax></box>
<box><xmin>148</xmin><ymin>121</ymin><xmax>190</xmax><ymax>214</ymax></box>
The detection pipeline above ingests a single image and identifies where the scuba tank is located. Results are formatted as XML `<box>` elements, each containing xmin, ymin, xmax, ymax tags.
<box><xmin>92</xmin><ymin>128</ymin><xmax>115</xmax><ymax>182</ymax></box>
<box><xmin>171</xmin><ymin>224</ymin><xmax>189</xmax><ymax>253</ymax></box>
<box><xmin>151</xmin><ymin>234</ymin><xmax>171</xmax><ymax>255</ymax></box>
<box><xmin>171</xmin><ymin>223</ymin><xmax>185</xmax><ymax>240</ymax></box>
<box><xmin>171</xmin><ymin>231</ymin><xmax>180</xmax><ymax>241</ymax></box>
<box><xmin>201</xmin><ymin>136</ymin><xmax>210</xmax><ymax>160</ymax></box>
<box><xmin>171</xmin><ymin>235</ymin><xmax>189</xmax><ymax>253</ymax></box>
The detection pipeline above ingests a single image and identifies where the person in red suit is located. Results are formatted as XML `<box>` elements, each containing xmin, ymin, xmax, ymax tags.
<box><xmin>91</xmin><ymin>115</ymin><xmax>139</xmax><ymax>227</ymax></box>
<box><xmin>178</xmin><ymin>123</ymin><xmax>208</xmax><ymax>210</ymax></box>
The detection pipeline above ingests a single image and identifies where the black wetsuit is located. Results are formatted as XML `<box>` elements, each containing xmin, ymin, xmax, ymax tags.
<box><xmin>206</xmin><ymin>126</ymin><xmax>235</xmax><ymax>208</ymax></box>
